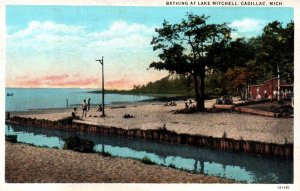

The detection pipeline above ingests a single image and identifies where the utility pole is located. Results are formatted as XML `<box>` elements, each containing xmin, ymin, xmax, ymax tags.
<box><xmin>96</xmin><ymin>57</ymin><xmax>105</xmax><ymax>117</ymax></box>
<box><xmin>277</xmin><ymin>64</ymin><xmax>280</xmax><ymax>101</ymax></box>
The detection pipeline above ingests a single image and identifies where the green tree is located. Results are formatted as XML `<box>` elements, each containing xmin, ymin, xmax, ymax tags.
<box><xmin>260</xmin><ymin>21</ymin><xmax>294</xmax><ymax>83</ymax></box>
<box><xmin>220</xmin><ymin>38</ymin><xmax>263</xmax><ymax>99</ymax></box>
<box><xmin>225</xmin><ymin>60</ymin><xmax>261</xmax><ymax>99</ymax></box>
<box><xmin>150</xmin><ymin>14</ymin><xmax>231</xmax><ymax>111</ymax></box>
<box><xmin>204</xmin><ymin>72</ymin><xmax>225</xmax><ymax>96</ymax></box>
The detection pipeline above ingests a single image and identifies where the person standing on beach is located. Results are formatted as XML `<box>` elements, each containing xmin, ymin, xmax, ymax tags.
<box><xmin>66</xmin><ymin>99</ymin><xmax>68</xmax><ymax>108</ymax></box>
<box><xmin>87</xmin><ymin>98</ymin><xmax>91</xmax><ymax>111</ymax></box>
<box><xmin>82</xmin><ymin>99</ymin><xmax>87</xmax><ymax>118</ymax></box>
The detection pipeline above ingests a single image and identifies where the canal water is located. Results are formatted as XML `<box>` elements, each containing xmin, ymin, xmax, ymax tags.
<box><xmin>5</xmin><ymin>124</ymin><xmax>293</xmax><ymax>183</ymax></box>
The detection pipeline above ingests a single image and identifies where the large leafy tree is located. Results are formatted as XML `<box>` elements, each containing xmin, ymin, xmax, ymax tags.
<box><xmin>260</xmin><ymin>21</ymin><xmax>294</xmax><ymax>83</ymax></box>
<box><xmin>221</xmin><ymin>38</ymin><xmax>262</xmax><ymax>99</ymax></box>
<box><xmin>150</xmin><ymin>14</ymin><xmax>231</xmax><ymax>111</ymax></box>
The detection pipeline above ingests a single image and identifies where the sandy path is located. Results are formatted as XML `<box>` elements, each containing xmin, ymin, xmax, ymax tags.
<box><xmin>5</xmin><ymin>142</ymin><xmax>233</xmax><ymax>183</ymax></box>
<box><xmin>12</xmin><ymin>100</ymin><xmax>293</xmax><ymax>144</ymax></box>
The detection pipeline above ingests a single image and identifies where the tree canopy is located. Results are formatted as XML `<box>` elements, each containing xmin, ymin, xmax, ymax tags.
<box><xmin>260</xmin><ymin>21</ymin><xmax>294</xmax><ymax>83</ymax></box>
<box><xmin>150</xmin><ymin>13</ymin><xmax>231</xmax><ymax>111</ymax></box>
<box><xmin>146</xmin><ymin>15</ymin><xmax>294</xmax><ymax>105</ymax></box>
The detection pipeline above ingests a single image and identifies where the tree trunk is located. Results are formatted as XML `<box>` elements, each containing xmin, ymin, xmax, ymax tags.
<box><xmin>192</xmin><ymin>67</ymin><xmax>205</xmax><ymax>111</ymax></box>
<box><xmin>192</xmin><ymin>74</ymin><xmax>202</xmax><ymax>111</ymax></box>
<box><xmin>238</xmin><ymin>88</ymin><xmax>244</xmax><ymax>100</ymax></box>
<box><xmin>199</xmin><ymin>75</ymin><xmax>205</xmax><ymax>111</ymax></box>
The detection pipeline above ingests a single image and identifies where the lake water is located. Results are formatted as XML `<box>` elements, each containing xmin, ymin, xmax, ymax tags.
<box><xmin>5</xmin><ymin>124</ymin><xmax>293</xmax><ymax>183</ymax></box>
<box><xmin>5</xmin><ymin>88</ymin><xmax>154</xmax><ymax>111</ymax></box>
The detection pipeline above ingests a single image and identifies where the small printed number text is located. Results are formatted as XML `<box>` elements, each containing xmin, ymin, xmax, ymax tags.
<box><xmin>278</xmin><ymin>185</ymin><xmax>289</xmax><ymax>189</ymax></box>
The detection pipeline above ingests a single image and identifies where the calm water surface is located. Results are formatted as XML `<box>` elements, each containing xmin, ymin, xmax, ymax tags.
<box><xmin>5</xmin><ymin>124</ymin><xmax>293</xmax><ymax>183</ymax></box>
<box><xmin>5</xmin><ymin>88</ymin><xmax>154</xmax><ymax>111</ymax></box>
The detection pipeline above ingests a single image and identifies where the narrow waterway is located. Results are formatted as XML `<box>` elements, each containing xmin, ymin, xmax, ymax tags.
<box><xmin>5</xmin><ymin>124</ymin><xmax>293</xmax><ymax>183</ymax></box>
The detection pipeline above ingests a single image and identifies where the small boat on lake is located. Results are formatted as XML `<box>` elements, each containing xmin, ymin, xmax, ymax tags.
<box><xmin>7</xmin><ymin>93</ymin><xmax>14</xmax><ymax>96</ymax></box>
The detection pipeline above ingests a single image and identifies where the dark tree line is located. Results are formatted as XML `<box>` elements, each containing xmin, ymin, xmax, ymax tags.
<box><xmin>133</xmin><ymin>14</ymin><xmax>294</xmax><ymax>111</ymax></box>
<box><xmin>131</xmin><ymin>75</ymin><xmax>193</xmax><ymax>95</ymax></box>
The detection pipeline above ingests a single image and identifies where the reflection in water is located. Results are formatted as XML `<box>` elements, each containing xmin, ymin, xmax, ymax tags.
<box><xmin>5</xmin><ymin>124</ymin><xmax>293</xmax><ymax>183</ymax></box>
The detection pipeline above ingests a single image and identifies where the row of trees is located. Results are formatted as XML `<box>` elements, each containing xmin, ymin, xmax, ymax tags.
<box><xmin>131</xmin><ymin>75</ymin><xmax>193</xmax><ymax>95</ymax></box>
<box><xmin>148</xmin><ymin>13</ymin><xmax>294</xmax><ymax>111</ymax></box>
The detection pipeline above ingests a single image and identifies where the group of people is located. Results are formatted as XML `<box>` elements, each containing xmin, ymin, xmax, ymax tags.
<box><xmin>185</xmin><ymin>99</ymin><xmax>194</xmax><ymax>109</ymax></box>
<box><xmin>215</xmin><ymin>95</ymin><xmax>233</xmax><ymax>105</ymax></box>
<box><xmin>70</xmin><ymin>98</ymin><xmax>103</xmax><ymax>120</ymax></box>
<box><xmin>164</xmin><ymin>101</ymin><xmax>177</xmax><ymax>106</ymax></box>
<box><xmin>254</xmin><ymin>89</ymin><xmax>293</xmax><ymax>100</ymax></box>
<box><xmin>164</xmin><ymin>99</ymin><xmax>195</xmax><ymax>109</ymax></box>
<box><xmin>273</xmin><ymin>89</ymin><xmax>293</xmax><ymax>99</ymax></box>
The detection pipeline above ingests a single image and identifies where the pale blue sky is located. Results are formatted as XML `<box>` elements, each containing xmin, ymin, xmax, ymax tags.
<box><xmin>6</xmin><ymin>6</ymin><xmax>294</xmax><ymax>89</ymax></box>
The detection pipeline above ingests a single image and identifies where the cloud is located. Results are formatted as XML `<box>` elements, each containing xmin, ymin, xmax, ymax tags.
<box><xmin>6</xmin><ymin>20</ymin><xmax>158</xmax><ymax>88</ymax></box>
<box><xmin>229</xmin><ymin>18</ymin><xmax>266</xmax><ymax>33</ymax></box>
<box><xmin>46</xmin><ymin>78</ymin><xmax>99</xmax><ymax>87</ymax></box>
<box><xmin>90</xmin><ymin>21</ymin><xmax>154</xmax><ymax>39</ymax></box>
<box><xmin>230</xmin><ymin>32</ymin><xmax>242</xmax><ymax>39</ymax></box>
<box><xmin>7</xmin><ymin>21</ymin><xmax>86</xmax><ymax>54</ymax></box>
<box><xmin>11</xmin><ymin>73</ymin><xmax>138</xmax><ymax>89</ymax></box>
<box><xmin>88</xmin><ymin>21</ymin><xmax>155</xmax><ymax>50</ymax></box>
<box><xmin>15</xmin><ymin>74</ymin><xmax>69</xmax><ymax>82</ymax></box>
<box><xmin>43</xmin><ymin>74</ymin><xmax>69</xmax><ymax>81</ymax></box>
<box><xmin>7</xmin><ymin>20</ymin><xmax>155</xmax><ymax>53</ymax></box>
<box><xmin>13</xmin><ymin>74</ymin><xmax>100</xmax><ymax>88</ymax></box>
<box><xmin>10</xmin><ymin>21</ymin><xmax>85</xmax><ymax>39</ymax></box>
<box><xmin>88</xmin><ymin>33</ymin><xmax>150</xmax><ymax>50</ymax></box>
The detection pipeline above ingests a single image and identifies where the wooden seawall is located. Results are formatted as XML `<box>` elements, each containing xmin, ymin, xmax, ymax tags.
<box><xmin>8</xmin><ymin>116</ymin><xmax>293</xmax><ymax>159</ymax></box>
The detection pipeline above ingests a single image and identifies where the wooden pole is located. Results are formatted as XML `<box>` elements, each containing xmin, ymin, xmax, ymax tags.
<box><xmin>102</xmin><ymin>56</ymin><xmax>105</xmax><ymax>116</ymax></box>
<box><xmin>277</xmin><ymin>64</ymin><xmax>280</xmax><ymax>101</ymax></box>
<box><xmin>96</xmin><ymin>57</ymin><xmax>106</xmax><ymax>117</ymax></box>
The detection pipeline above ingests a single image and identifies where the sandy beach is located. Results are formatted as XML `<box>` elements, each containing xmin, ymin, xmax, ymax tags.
<box><xmin>11</xmin><ymin>99</ymin><xmax>293</xmax><ymax>144</ymax></box>
<box><xmin>5</xmin><ymin>141</ymin><xmax>233</xmax><ymax>183</ymax></box>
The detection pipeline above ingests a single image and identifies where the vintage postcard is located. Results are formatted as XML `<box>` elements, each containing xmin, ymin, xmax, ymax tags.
<box><xmin>1</xmin><ymin>0</ymin><xmax>299</xmax><ymax>190</ymax></box>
